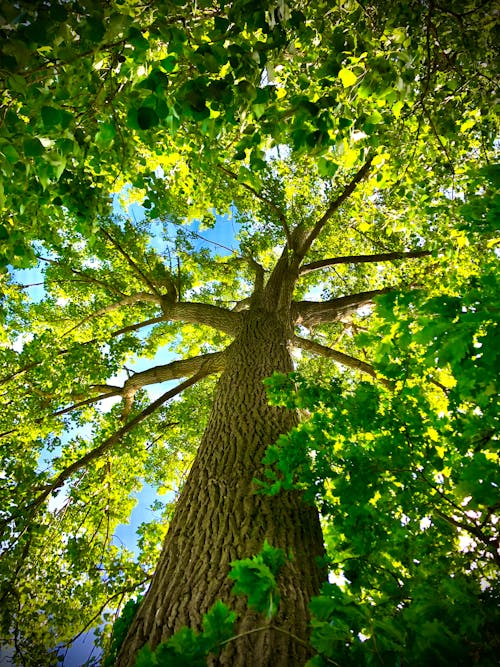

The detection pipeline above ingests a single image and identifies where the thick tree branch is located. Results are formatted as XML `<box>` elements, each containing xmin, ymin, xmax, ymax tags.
<box><xmin>232</xmin><ymin>297</ymin><xmax>252</xmax><ymax>312</ymax></box>
<box><xmin>7</xmin><ymin>353</ymin><xmax>225</xmax><ymax>428</ymax></box>
<box><xmin>1</xmin><ymin>305</ymin><xmax>239</xmax><ymax>391</ymax></box>
<box><xmin>230</xmin><ymin>255</ymin><xmax>265</xmax><ymax>297</ymax></box>
<box><xmin>121</xmin><ymin>351</ymin><xmax>226</xmax><ymax>417</ymax></box>
<box><xmin>300</xmin><ymin>250</ymin><xmax>432</xmax><ymax>275</ymax></box>
<box><xmin>63</xmin><ymin>295</ymin><xmax>242</xmax><ymax>342</ymax></box>
<box><xmin>217</xmin><ymin>164</ymin><xmax>292</xmax><ymax>246</ymax></box>
<box><xmin>166</xmin><ymin>301</ymin><xmax>243</xmax><ymax>336</ymax></box>
<box><xmin>297</xmin><ymin>157</ymin><xmax>373</xmax><ymax>256</ymax></box>
<box><xmin>292</xmin><ymin>288</ymin><xmax>391</xmax><ymax>328</ymax></box>
<box><xmin>263</xmin><ymin>245</ymin><xmax>302</xmax><ymax>315</ymax></box>
<box><xmin>123</xmin><ymin>352</ymin><xmax>225</xmax><ymax>396</ymax></box>
<box><xmin>292</xmin><ymin>335</ymin><xmax>392</xmax><ymax>389</ymax></box>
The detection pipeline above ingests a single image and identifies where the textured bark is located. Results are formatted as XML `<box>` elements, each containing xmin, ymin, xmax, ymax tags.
<box><xmin>117</xmin><ymin>307</ymin><xmax>325</xmax><ymax>667</ymax></box>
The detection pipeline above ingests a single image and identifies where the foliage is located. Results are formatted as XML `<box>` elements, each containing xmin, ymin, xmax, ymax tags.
<box><xmin>1</xmin><ymin>0</ymin><xmax>497</xmax><ymax>267</ymax></box>
<box><xmin>261</xmin><ymin>183</ymin><xmax>499</xmax><ymax>665</ymax></box>
<box><xmin>0</xmin><ymin>0</ymin><xmax>498</xmax><ymax>664</ymax></box>
<box><xmin>228</xmin><ymin>539</ymin><xmax>287</xmax><ymax>618</ymax></box>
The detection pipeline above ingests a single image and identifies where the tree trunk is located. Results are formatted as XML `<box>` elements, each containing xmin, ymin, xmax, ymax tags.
<box><xmin>117</xmin><ymin>308</ymin><xmax>325</xmax><ymax>666</ymax></box>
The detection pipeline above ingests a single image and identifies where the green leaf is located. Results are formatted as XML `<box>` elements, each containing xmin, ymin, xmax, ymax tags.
<box><xmin>23</xmin><ymin>138</ymin><xmax>45</xmax><ymax>157</ymax></box>
<box><xmin>41</xmin><ymin>106</ymin><xmax>63</xmax><ymax>129</ymax></box>
<box><xmin>135</xmin><ymin>645</ymin><xmax>158</xmax><ymax>667</ymax></box>
<box><xmin>201</xmin><ymin>600</ymin><xmax>237</xmax><ymax>648</ymax></box>
<box><xmin>95</xmin><ymin>122</ymin><xmax>116</xmax><ymax>145</ymax></box>
<box><xmin>161</xmin><ymin>55</ymin><xmax>177</xmax><ymax>72</ymax></box>
<box><xmin>338</xmin><ymin>68</ymin><xmax>357</xmax><ymax>87</ymax></box>
<box><xmin>318</xmin><ymin>157</ymin><xmax>339</xmax><ymax>177</ymax></box>
<box><xmin>229</xmin><ymin>543</ymin><xmax>286</xmax><ymax>618</ymax></box>
<box><xmin>137</xmin><ymin>107</ymin><xmax>159</xmax><ymax>130</ymax></box>
<box><xmin>237</xmin><ymin>80</ymin><xmax>257</xmax><ymax>101</ymax></box>
<box><xmin>1</xmin><ymin>144</ymin><xmax>20</xmax><ymax>163</ymax></box>
<box><xmin>260</xmin><ymin>540</ymin><xmax>287</xmax><ymax>576</ymax></box>
<box><xmin>366</xmin><ymin>110</ymin><xmax>384</xmax><ymax>125</ymax></box>
<box><xmin>230</xmin><ymin>559</ymin><xmax>280</xmax><ymax>616</ymax></box>
<box><xmin>126</xmin><ymin>108</ymin><xmax>141</xmax><ymax>130</ymax></box>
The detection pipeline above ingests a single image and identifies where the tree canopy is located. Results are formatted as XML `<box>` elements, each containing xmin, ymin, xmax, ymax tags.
<box><xmin>0</xmin><ymin>1</ymin><xmax>498</xmax><ymax>665</ymax></box>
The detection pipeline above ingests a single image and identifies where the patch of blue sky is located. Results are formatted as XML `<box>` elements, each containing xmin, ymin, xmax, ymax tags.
<box><xmin>113</xmin><ymin>483</ymin><xmax>174</xmax><ymax>555</ymax></box>
<box><xmin>57</xmin><ymin>630</ymin><xmax>101</xmax><ymax>667</ymax></box>
<box><xmin>9</xmin><ymin>265</ymin><xmax>45</xmax><ymax>304</ymax></box>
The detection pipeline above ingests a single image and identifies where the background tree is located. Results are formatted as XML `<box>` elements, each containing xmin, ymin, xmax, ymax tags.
<box><xmin>0</xmin><ymin>1</ymin><xmax>498</xmax><ymax>665</ymax></box>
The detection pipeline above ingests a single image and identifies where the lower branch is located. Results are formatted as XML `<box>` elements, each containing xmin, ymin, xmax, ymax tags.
<box><xmin>1</xmin><ymin>372</ymin><xmax>208</xmax><ymax>539</ymax></box>
<box><xmin>293</xmin><ymin>288</ymin><xmax>391</xmax><ymax>328</ymax></box>
<box><xmin>121</xmin><ymin>350</ymin><xmax>225</xmax><ymax>417</ymax></box>
<box><xmin>292</xmin><ymin>335</ymin><xmax>392</xmax><ymax>389</ymax></box>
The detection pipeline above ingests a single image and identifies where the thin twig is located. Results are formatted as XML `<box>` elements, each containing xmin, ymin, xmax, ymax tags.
<box><xmin>217</xmin><ymin>164</ymin><xmax>292</xmax><ymax>246</ymax></box>
<box><xmin>300</xmin><ymin>156</ymin><xmax>373</xmax><ymax>255</ymax></box>
<box><xmin>100</xmin><ymin>228</ymin><xmax>161</xmax><ymax>296</ymax></box>
<box><xmin>62</xmin><ymin>292</ymin><xmax>161</xmax><ymax>337</ymax></box>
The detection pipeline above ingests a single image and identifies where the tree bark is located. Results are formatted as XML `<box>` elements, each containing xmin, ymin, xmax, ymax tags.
<box><xmin>116</xmin><ymin>307</ymin><xmax>325</xmax><ymax>666</ymax></box>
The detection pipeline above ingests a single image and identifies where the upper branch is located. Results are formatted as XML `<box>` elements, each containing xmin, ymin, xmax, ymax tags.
<box><xmin>297</xmin><ymin>157</ymin><xmax>373</xmax><ymax>257</ymax></box>
<box><xmin>292</xmin><ymin>288</ymin><xmax>391</xmax><ymax>328</ymax></box>
<box><xmin>300</xmin><ymin>250</ymin><xmax>432</xmax><ymax>275</ymax></box>
<box><xmin>229</xmin><ymin>256</ymin><xmax>265</xmax><ymax>303</ymax></box>
<box><xmin>36</xmin><ymin>255</ymin><xmax>126</xmax><ymax>297</ymax></box>
<box><xmin>64</xmin><ymin>296</ymin><xmax>241</xmax><ymax>340</ymax></box>
<box><xmin>101</xmin><ymin>227</ymin><xmax>163</xmax><ymax>297</ymax></box>
<box><xmin>217</xmin><ymin>164</ymin><xmax>292</xmax><ymax>246</ymax></box>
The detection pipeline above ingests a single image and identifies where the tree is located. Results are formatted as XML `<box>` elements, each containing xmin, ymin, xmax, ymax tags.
<box><xmin>0</xmin><ymin>1</ymin><xmax>498</xmax><ymax>665</ymax></box>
